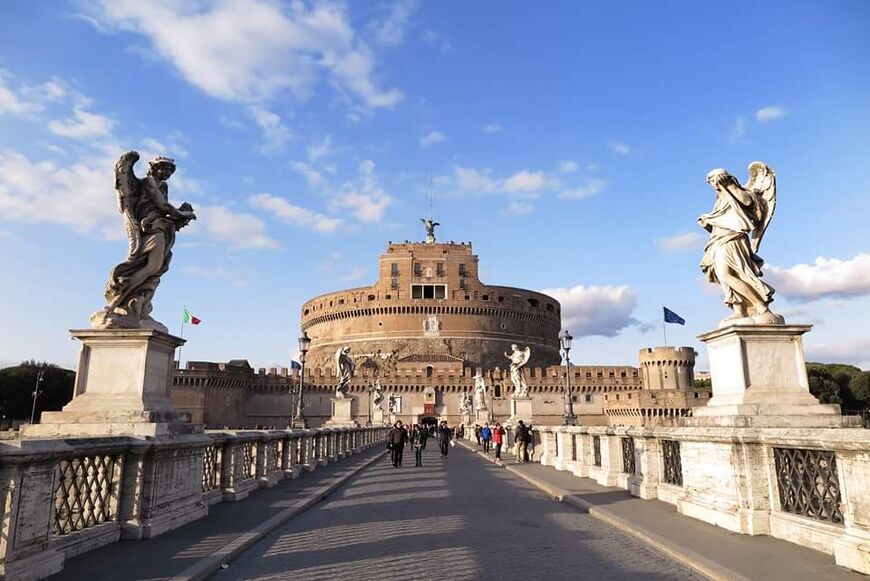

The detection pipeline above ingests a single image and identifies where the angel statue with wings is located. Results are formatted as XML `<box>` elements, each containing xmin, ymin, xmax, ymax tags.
<box><xmin>420</xmin><ymin>217</ymin><xmax>439</xmax><ymax>243</ymax></box>
<box><xmin>459</xmin><ymin>391</ymin><xmax>473</xmax><ymax>414</ymax></box>
<box><xmin>699</xmin><ymin>162</ymin><xmax>783</xmax><ymax>327</ymax></box>
<box><xmin>91</xmin><ymin>151</ymin><xmax>196</xmax><ymax>331</ymax></box>
<box><xmin>505</xmin><ymin>344</ymin><xmax>531</xmax><ymax>398</ymax></box>
<box><xmin>335</xmin><ymin>346</ymin><xmax>355</xmax><ymax>398</ymax></box>
<box><xmin>371</xmin><ymin>379</ymin><xmax>384</xmax><ymax>410</ymax></box>
<box><xmin>473</xmin><ymin>372</ymin><xmax>488</xmax><ymax>410</ymax></box>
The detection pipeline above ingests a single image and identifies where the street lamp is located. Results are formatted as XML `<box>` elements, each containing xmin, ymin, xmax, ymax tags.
<box><xmin>292</xmin><ymin>331</ymin><xmax>311</xmax><ymax>429</ymax></box>
<box><xmin>30</xmin><ymin>366</ymin><xmax>46</xmax><ymax>425</ymax></box>
<box><xmin>560</xmin><ymin>329</ymin><xmax>577</xmax><ymax>426</ymax></box>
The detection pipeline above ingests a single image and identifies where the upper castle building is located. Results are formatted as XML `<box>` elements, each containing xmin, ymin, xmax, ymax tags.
<box><xmin>300</xmin><ymin>238</ymin><xmax>562</xmax><ymax>370</ymax></box>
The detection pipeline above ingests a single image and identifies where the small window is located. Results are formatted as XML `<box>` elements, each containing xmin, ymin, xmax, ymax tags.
<box><xmin>391</xmin><ymin>277</ymin><xmax>399</xmax><ymax>289</ymax></box>
<box><xmin>597</xmin><ymin>371</ymin><xmax>603</xmax><ymax>378</ymax></box>
<box><xmin>435</xmin><ymin>286</ymin><xmax>446</xmax><ymax>299</ymax></box>
<box><xmin>482</xmin><ymin>294</ymin><xmax>489</xmax><ymax>301</ymax></box>
<box><xmin>585</xmin><ymin>371</ymin><xmax>592</xmax><ymax>378</ymax></box>
<box><xmin>546</xmin><ymin>303</ymin><xmax>555</xmax><ymax>312</ymax></box>
<box><xmin>426</xmin><ymin>366</ymin><xmax>434</xmax><ymax>378</ymax></box>
<box><xmin>368</xmin><ymin>294</ymin><xmax>375</xmax><ymax>300</ymax></box>
<box><xmin>436</xmin><ymin>263</ymin><xmax>445</xmax><ymax>276</ymax></box>
<box><xmin>527</xmin><ymin>298</ymin><xmax>539</xmax><ymax>308</ymax></box>
<box><xmin>584</xmin><ymin>394</ymin><xmax>592</xmax><ymax>403</ymax></box>
<box><xmin>338</xmin><ymin>299</ymin><xmax>344</xmax><ymax>305</ymax></box>
<box><xmin>608</xmin><ymin>371</ymin><xmax>615</xmax><ymax>378</ymax></box>
<box><xmin>390</xmin><ymin>263</ymin><xmax>399</xmax><ymax>276</ymax></box>
<box><xmin>414</xmin><ymin>263</ymin><xmax>422</xmax><ymax>277</ymax></box>
<box><xmin>412</xmin><ymin>285</ymin><xmax>423</xmax><ymax>299</ymax></box>
<box><xmin>459</xmin><ymin>264</ymin><xmax>466</xmax><ymax>276</ymax></box>
<box><xmin>494</xmin><ymin>384</ymin><xmax>502</xmax><ymax>398</ymax></box>
<box><xmin>385</xmin><ymin>294</ymin><xmax>392</xmax><ymax>299</ymax></box>
<box><xmin>498</xmin><ymin>296</ymin><xmax>504</xmax><ymax>303</ymax></box>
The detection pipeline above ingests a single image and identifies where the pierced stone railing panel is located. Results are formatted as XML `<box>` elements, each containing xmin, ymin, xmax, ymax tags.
<box><xmin>53</xmin><ymin>452</ymin><xmax>122</xmax><ymax>536</ymax></box>
<box><xmin>622</xmin><ymin>436</ymin><xmax>636</xmax><ymax>476</ymax></box>
<box><xmin>773</xmin><ymin>447</ymin><xmax>843</xmax><ymax>525</ymax></box>
<box><xmin>661</xmin><ymin>440</ymin><xmax>682</xmax><ymax>487</ymax></box>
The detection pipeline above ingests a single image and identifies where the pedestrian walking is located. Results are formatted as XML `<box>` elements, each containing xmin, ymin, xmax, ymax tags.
<box><xmin>474</xmin><ymin>424</ymin><xmax>481</xmax><ymax>445</ymax></box>
<box><xmin>387</xmin><ymin>420</ymin><xmax>408</xmax><ymax>468</ymax></box>
<box><xmin>527</xmin><ymin>423</ymin><xmax>536</xmax><ymax>462</ymax></box>
<box><xmin>438</xmin><ymin>420</ymin><xmax>452</xmax><ymax>459</ymax></box>
<box><xmin>480</xmin><ymin>423</ymin><xmax>492</xmax><ymax>453</ymax></box>
<box><xmin>411</xmin><ymin>423</ymin><xmax>426</xmax><ymax>467</ymax></box>
<box><xmin>514</xmin><ymin>420</ymin><xmax>532</xmax><ymax>463</ymax></box>
<box><xmin>492</xmin><ymin>422</ymin><xmax>506</xmax><ymax>461</ymax></box>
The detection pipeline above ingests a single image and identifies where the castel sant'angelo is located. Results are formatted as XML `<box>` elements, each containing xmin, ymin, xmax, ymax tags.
<box><xmin>172</xmin><ymin>222</ymin><xmax>709</xmax><ymax>428</ymax></box>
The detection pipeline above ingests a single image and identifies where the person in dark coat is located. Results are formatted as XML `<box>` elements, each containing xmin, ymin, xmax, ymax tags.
<box><xmin>410</xmin><ymin>423</ymin><xmax>427</xmax><ymax>467</ymax></box>
<box><xmin>438</xmin><ymin>420</ymin><xmax>452</xmax><ymax>459</ymax></box>
<box><xmin>514</xmin><ymin>420</ymin><xmax>532</xmax><ymax>463</ymax></box>
<box><xmin>387</xmin><ymin>420</ymin><xmax>408</xmax><ymax>467</ymax></box>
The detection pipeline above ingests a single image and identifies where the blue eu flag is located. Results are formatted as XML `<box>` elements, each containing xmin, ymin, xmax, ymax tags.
<box><xmin>663</xmin><ymin>307</ymin><xmax>685</xmax><ymax>325</ymax></box>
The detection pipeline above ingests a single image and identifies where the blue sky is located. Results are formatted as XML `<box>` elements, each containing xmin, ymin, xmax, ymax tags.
<box><xmin>2</xmin><ymin>0</ymin><xmax>869</xmax><ymax>371</ymax></box>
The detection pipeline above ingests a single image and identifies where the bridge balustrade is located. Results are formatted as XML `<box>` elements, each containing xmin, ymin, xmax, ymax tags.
<box><xmin>0</xmin><ymin>426</ymin><xmax>389</xmax><ymax>581</ymax></box>
<box><xmin>535</xmin><ymin>425</ymin><xmax>870</xmax><ymax>575</ymax></box>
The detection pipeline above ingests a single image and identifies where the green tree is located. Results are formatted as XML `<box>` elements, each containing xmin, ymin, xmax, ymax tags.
<box><xmin>0</xmin><ymin>361</ymin><xmax>74</xmax><ymax>422</ymax></box>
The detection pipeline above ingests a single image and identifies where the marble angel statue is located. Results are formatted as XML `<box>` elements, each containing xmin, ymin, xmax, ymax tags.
<box><xmin>473</xmin><ymin>373</ymin><xmax>488</xmax><ymax>410</ymax></box>
<box><xmin>420</xmin><ymin>217</ymin><xmax>439</xmax><ymax>243</ymax></box>
<box><xmin>505</xmin><ymin>344</ymin><xmax>531</xmax><ymax>398</ymax></box>
<box><xmin>371</xmin><ymin>379</ymin><xmax>384</xmax><ymax>410</ymax></box>
<box><xmin>335</xmin><ymin>346</ymin><xmax>355</xmax><ymax>398</ymax></box>
<box><xmin>459</xmin><ymin>391</ymin><xmax>473</xmax><ymax>414</ymax></box>
<box><xmin>91</xmin><ymin>151</ymin><xmax>195</xmax><ymax>331</ymax></box>
<box><xmin>698</xmin><ymin>162</ymin><xmax>783</xmax><ymax>326</ymax></box>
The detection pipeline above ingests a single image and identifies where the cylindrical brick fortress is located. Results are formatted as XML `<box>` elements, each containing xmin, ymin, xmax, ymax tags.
<box><xmin>301</xmin><ymin>241</ymin><xmax>562</xmax><ymax>369</ymax></box>
<box><xmin>638</xmin><ymin>346</ymin><xmax>696</xmax><ymax>390</ymax></box>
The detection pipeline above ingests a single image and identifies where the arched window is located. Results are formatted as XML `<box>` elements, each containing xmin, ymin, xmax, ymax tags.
<box><xmin>426</xmin><ymin>366</ymin><xmax>434</xmax><ymax>378</ymax></box>
<box><xmin>494</xmin><ymin>384</ymin><xmax>502</xmax><ymax>398</ymax></box>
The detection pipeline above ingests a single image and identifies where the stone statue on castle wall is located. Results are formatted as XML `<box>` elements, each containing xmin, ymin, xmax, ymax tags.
<box><xmin>91</xmin><ymin>151</ymin><xmax>196</xmax><ymax>332</ymax></box>
<box><xmin>372</xmin><ymin>379</ymin><xmax>384</xmax><ymax>410</ymax></box>
<box><xmin>388</xmin><ymin>393</ymin><xmax>397</xmax><ymax>414</ymax></box>
<box><xmin>698</xmin><ymin>162</ymin><xmax>784</xmax><ymax>327</ymax></box>
<box><xmin>473</xmin><ymin>373</ymin><xmax>488</xmax><ymax>409</ymax></box>
<box><xmin>335</xmin><ymin>346</ymin><xmax>355</xmax><ymax>398</ymax></box>
<box><xmin>506</xmin><ymin>344</ymin><xmax>531</xmax><ymax>398</ymax></box>
<box><xmin>459</xmin><ymin>391</ymin><xmax>473</xmax><ymax>414</ymax></box>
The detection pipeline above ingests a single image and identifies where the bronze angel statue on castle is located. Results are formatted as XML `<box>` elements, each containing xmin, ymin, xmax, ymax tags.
<box><xmin>698</xmin><ymin>161</ymin><xmax>783</xmax><ymax>327</ymax></box>
<box><xmin>91</xmin><ymin>151</ymin><xmax>196</xmax><ymax>332</ymax></box>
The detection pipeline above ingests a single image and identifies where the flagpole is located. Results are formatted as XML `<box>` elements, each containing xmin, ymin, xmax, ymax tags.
<box><xmin>662</xmin><ymin>308</ymin><xmax>668</xmax><ymax>347</ymax></box>
<box><xmin>178</xmin><ymin>305</ymin><xmax>187</xmax><ymax>369</ymax></box>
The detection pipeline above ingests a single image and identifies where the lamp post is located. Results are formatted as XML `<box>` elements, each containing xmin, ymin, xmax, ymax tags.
<box><xmin>292</xmin><ymin>331</ymin><xmax>311</xmax><ymax>429</ymax></box>
<box><xmin>30</xmin><ymin>366</ymin><xmax>46</xmax><ymax>425</ymax></box>
<box><xmin>560</xmin><ymin>329</ymin><xmax>577</xmax><ymax>426</ymax></box>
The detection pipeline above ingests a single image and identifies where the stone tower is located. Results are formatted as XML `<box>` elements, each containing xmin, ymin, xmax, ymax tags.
<box><xmin>638</xmin><ymin>346</ymin><xmax>696</xmax><ymax>390</ymax></box>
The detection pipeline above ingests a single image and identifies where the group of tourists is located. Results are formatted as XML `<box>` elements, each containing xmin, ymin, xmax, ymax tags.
<box><xmin>386</xmin><ymin>420</ymin><xmax>455</xmax><ymax>468</ymax></box>
<box><xmin>385</xmin><ymin>418</ymin><xmax>536</xmax><ymax>467</ymax></box>
<box><xmin>474</xmin><ymin>419</ymin><xmax>535</xmax><ymax>463</ymax></box>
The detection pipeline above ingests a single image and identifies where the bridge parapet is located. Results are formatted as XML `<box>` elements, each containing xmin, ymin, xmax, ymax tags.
<box><xmin>0</xmin><ymin>426</ymin><xmax>388</xmax><ymax>581</ymax></box>
<box><xmin>535</xmin><ymin>424</ymin><xmax>870</xmax><ymax>575</ymax></box>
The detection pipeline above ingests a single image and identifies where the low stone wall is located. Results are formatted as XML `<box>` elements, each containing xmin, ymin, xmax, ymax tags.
<box><xmin>0</xmin><ymin>426</ymin><xmax>388</xmax><ymax>581</ymax></box>
<box><xmin>535</xmin><ymin>425</ymin><xmax>870</xmax><ymax>575</ymax></box>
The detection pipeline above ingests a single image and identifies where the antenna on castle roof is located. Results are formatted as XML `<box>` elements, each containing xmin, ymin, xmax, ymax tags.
<box><xmin>420</xmin><ymin>174</ymin><xmax>439</xmax><ymax>243</ymax></box>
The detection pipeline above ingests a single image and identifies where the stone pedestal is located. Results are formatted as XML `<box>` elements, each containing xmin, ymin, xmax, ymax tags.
<box><xmin>325</xmin><ymin>397</ymin><xmax>357</xmax><ymax>427</ymax></box>
<box><xmin>21</xmin><ymin>329</ymin><xmax>199</xmax><ymax>438</ymax></box>
<box><xmin>371</xmin><ymin>407</ymin><xmax>386</xmax><ymax>426</ymax></box>
<box><xmin>475</xmin><ymin>407</ymin><xmax>490</xmax><ymax>424</ymax></box>
<box><xmin>507</xmin><ymin>397</ymin><xmax>534</xmax><ymax>426</ymax></box>
<box><xmin>687</xmin><ymin>324</ymin><xmax>859</xmax><ymax>428</ymax></box>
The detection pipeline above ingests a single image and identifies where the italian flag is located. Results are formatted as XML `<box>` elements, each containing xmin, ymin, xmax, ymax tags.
<box><xmin>182</xmin><ymin>307</ymin><xmax>202</xmax><ymax>325</ymax></box>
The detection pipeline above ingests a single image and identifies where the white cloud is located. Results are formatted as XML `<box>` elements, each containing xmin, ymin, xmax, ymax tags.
<box><xmin>370</xmin><ymin>0</ymin><xmax>417</xmax><ymax>46</ymax></box>
<box><xmin>249</xmin><ymin>193</ymin><xmax>342</xmax><ymax>233</ymax></box>
<box><xmin>806</xmin><ymin>338</ymin><xmax>870</xmax><ymax>370</ymax></box>
<box><xmin>558</xmin><ymin>161</ymin><xmax>578</xmax><ymax>173</ymax></box>
<box><xmin>607</xmin><ymin>141</ymin><xmax>631</xmax><ymax>156</ymax></box>
<box><xmin>47</xmin><ymin>107</ymin><xmax>114</xmax><ymax>139</ymax></box>
<box><xmin>339</xmin><ymin>266</ymin><xmax>368</xmax><ymax>282</ymax></box>
<box><xmin>558</xmin><ymin>177</ymin><xmax>607</xmax><ymax>199</ymax></box>
<box><xmin>358</xmin><ymin>159</ymin><xmax>376</xmax><ymax>175</ymax></box>
<box><xmin>290</xmin><ymin>161</ymin><xmax>323</xmax><ymax>187</ymax></box>
<box><xmin>482</xmin><ymin>123</ymin><xmax>501</xmax><ymax>134</ymax></box>
<box><xmin>421</xmin><ymin>29</ymin><xmax>451</xmax><ymax>52</ymax></box>
<box><xmin>329</xmin><ymin>190</ymin><xmax>390</xmax><ymax>222</ymax></box>
<box><xmin>183</xmin><ymin>265</ymin><xmax>250</xmax><ymax>286</ymax></box>
<box><xmin>0</xmin><ymin>78</ymin><xmax>41</xmax><ymax>115</ymax></box>
<box><xmin>0</xmin><ymin>149</ymin><xmax>119</xmax><ymax>237</ymax></box>
<box><xmin>657</xmin><ymin>232</ymin><xmax>703</xmax><ymax>253</ymax></box>
<box><xmin>756</xmin><ymin>106</ymin><xmax>787</xmax><ymax>122</ymax></box>
<box><xmin>195</xmin><ymin>204</ymin><xmax>280</xmax><ymax>249</ymax></box>
<box><xmin>505</xmin><ymin>201</ymin><xmax>533</xmax><ymax>214</ymax></box>
<box><xmin>503</xmin><ymin>170</ymin><xmax>548</xmax><ymax>193</ymax></box>
<box><xmin>453</xmin><ymin>166</ymin><xmax>497</xmax><ymax>192</ymax></box>
<box><xmin>541</xmin><ymin>285</ymin><xmax>641</xmax><ymax>337</ymax></box>
<box><xmin>247</xmin><ymin>106</ymin><xmax>291</xmax><ymax>153</ymax></box>
<box><xmin>420</xmin><ymin>130</ymin><xmax>447</xmax><ymax>148</ymax></box>
<box><xmin>766</xmin><ymin>254</ymin><xmax>870</xmax><ymax>301</ymax></box>
<box><xmin>83</xmin><ymin>0</ymin><xmax>403</xmax><ymax>109</ymax></box>
<box><xmin>307</xmin><ymin>134</ymin><xmax>334</xmax><ymax>161</ymax></box>
<box><xmin>730</xmin><ymin>116</ymin><xmax>747</xmax><ymax>143</ymax></box>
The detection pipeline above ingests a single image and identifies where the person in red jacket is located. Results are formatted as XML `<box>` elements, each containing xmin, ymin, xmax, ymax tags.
<box><xmin>492</xmin><ymin>422</ymin><xmax>506</xmax><ymax>462</ymax></box>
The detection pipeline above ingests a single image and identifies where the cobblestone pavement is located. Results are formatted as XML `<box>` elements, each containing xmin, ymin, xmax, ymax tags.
<box><xmin>220</xmin><ymin>444</ymin><xmax>703</xmax><ymax>581</ymax></box>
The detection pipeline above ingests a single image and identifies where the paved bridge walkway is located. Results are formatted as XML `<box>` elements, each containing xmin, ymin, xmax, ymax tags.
<box><xmin>47</xmin><ymin>442</ymin><xmax>862</xmax><ymax>581</ymax></box>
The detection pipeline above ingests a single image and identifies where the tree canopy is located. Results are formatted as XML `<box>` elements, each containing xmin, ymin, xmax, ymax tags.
<box><xmin>0</xmin><ymin>361</ymin><xmax>74</xmax><ymax>421</ymax></box>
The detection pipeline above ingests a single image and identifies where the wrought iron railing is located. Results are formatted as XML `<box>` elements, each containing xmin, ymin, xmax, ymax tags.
<box><xmin>774</xmin><ymin>447</ymin><xmax>843</xmax><ymax>524</ymax></box>
<box><xmin>662</xmin><ymin>440</ymin><xmax>682</xmax><ymax>486</ymax></box>
<box><xmin>53</xmin><ymin>453</ymin><xmax>122</xmax><ymax>535</ymax></box>
<box><xmin>202</xmin><ymin>443</ymin><xmax>222</xmax><ymax>492</ymax></box>
<box><xmin>593</xmin><ymin>435</ymin><xmax>601</xmax><ymax>467</ymax></box>
<box><xmin>622</xmin><ymin>437</ymin><xmax>636</xmax><ymax>475</ymax></box>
